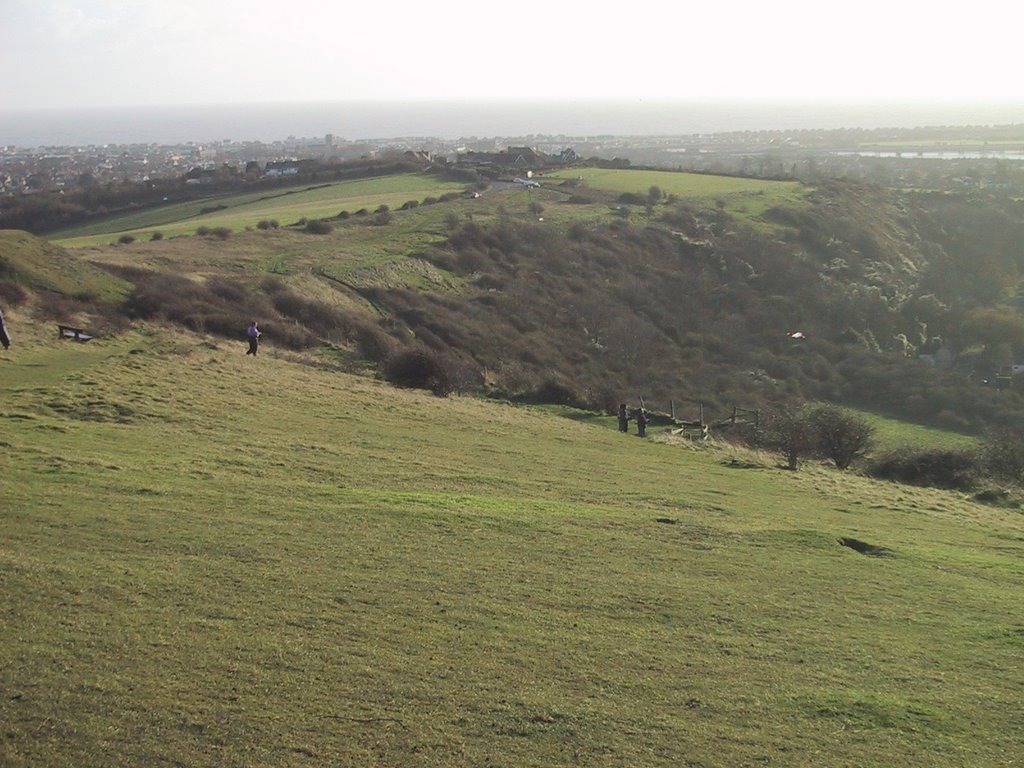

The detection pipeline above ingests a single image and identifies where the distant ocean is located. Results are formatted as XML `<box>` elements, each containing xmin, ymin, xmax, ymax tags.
<box><xmin>3</xmin><ymin>100</ymin><xmax>1024</xmax><ymax>147</ymax></box>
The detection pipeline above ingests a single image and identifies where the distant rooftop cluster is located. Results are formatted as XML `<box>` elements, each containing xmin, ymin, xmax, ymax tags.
<box><xmin>1</xmin><ymin>132</ymin><xmax>597</xmax><ymax>195</ymax></box>
<box><xmin>4</xmin><ymin>123</ymin><xmax>1024</xmax><ymax>196</ymax></box>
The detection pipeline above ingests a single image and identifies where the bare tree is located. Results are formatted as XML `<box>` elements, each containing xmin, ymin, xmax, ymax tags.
<box><xmin>762</xmin><ymin>405</ymin><xmax>817</xmax><ymax>470</ymax></box>
<box><xmin>808</xmin><ymin>405</ymin><xmax>874</xmax><ymax>470</ymax></box>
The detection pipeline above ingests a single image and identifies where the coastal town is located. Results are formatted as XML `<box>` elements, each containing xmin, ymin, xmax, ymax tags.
<box><xmin>4</xmin><ymin>123</ymin><xmax>1024</xmax><ymax>199</ymax></box>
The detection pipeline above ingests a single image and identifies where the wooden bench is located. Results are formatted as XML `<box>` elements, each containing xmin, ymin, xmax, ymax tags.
<box><xmin>57</xmin><ymin>324</ymin><xmax>93</xmax><ymax>342</ymax></box>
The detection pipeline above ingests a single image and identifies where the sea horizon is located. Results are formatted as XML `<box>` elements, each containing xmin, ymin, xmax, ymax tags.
<box><xmin>3</xmin><ymin>99</ymin><xmax>1024</xmax><ymax>148</ymax></box>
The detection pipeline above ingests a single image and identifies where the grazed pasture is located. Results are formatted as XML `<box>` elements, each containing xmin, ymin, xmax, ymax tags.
<box><xmin>1</xmin><ymin>324</ymin><xmax>1022</xmax><ymax>767</ymax></box>
<box><xmin>49</xmin><ymin>174</ymin><xmax>470</xmax><ymax>247</ymax></box>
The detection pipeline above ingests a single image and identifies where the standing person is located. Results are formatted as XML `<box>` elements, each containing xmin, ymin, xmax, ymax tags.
<box><xmin>636</xmin><ymin>408</ymin><xmax>649</xmax><ymax>438</ymax></box>
<box><xmin>617</xmin><ymin>403</ymin><xmax>629</xmax><ymax>433</ymax></box>
<box><xmin>246</xmin><ymin>320</ymin><xmax>261</xmax><ymax>356</ymax></box>
<box><xmin>0</xmin><ymin>306</ymin><xmax>10</xmax><ymax>351</ymax></box>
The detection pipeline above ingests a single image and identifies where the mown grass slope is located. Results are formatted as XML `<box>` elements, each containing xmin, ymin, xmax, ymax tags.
<box><xmin>0</xmin><ymin>229</ymin><xmax>130</xmax><ymax>301</ymax></box>
<box><xmin>48</xmin><ymin>174</ymin><xmax>470</xmax><ymax>248</ymax></box>
<box><xmin>1</xmin><ymin>322</ymin><xmax>1022</xmax><ymax>767</ymax></box>
<box><xmin>546</xmin><ymin>167</ymin><xmax>809</xmax><ymax>229</ymax></box>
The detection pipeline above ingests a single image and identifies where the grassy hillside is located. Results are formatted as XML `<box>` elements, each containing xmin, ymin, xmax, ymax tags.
<box><xmin>1</xmin><ymin>322</ymin><xmax>1022</xmax><ymax>766</ymax></box>
<box><xmin>859</xmin><ymin>409</ymin><xmax>980</xmax><ymax>453</ymax></box>
<box><xmin>0</xmin><ymin>229</ymin><xmax>130</xmax><ymax>301</ymax></box>
<box><xmin>48</xmin><ymin>174</ymin><xmax>470</xmax><ymax>247</ymax></box>
<box><xmin>546</xmin><ymin>167</ymin><xmax>809</xmax><ymax>229</ymax></box>
<box><xmin>46</xmin><ymin>168</ymin><xmax>804</xmax><ymax>249</ymax></box>
<box><xmin>25</xmin><ymin>164</ymin><xmax>1024</xmax><ymax>436</ymax></box>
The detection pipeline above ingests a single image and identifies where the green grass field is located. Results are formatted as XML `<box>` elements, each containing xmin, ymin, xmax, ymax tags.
<box><xmin>858</xmin><ymin>409</ymin><xmax>980</xmax><ymax>453</ymax></box>
<box><xmin>48</xmin><ymin>174</ymin><xmax>470</xmax><ymax>248</ymax></box>
<box><xmin>546</xmin><ymin>168</ymin><xmax>809</xmax><ymax>228</ymax></box>
<box><xmin>52</xmin><ymin>176</ymin><xmax>636</xmax><ymax>299</ymax></box>
<box><xmin>47</xmin><ymin>167</ymin><xmax>810</xmax><ymax>251</ymax></box>
<box><xmin>2</xmin><ymin>320</ymin><xmax>1022</xmax><ymax>767</ymax></box>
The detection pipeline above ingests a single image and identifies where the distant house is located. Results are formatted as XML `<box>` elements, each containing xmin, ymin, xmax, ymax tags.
<box><xmin>184</xmin><ymin>167</ymin><xmax>217</xmax><ymax>185</ymax></box>
<box><xmin>403</xmin><ymin>150</ymin><xmax>432</xmax><ymax>164</ymax></box>
<box><xmin>507</xmin><ymin>146</ymin><xmax>542</xmax><ymax>167</ymax></box>
<box><xmin>560</xmin><ymin>147</ymin><xmax>580</xmax><ymax>162</ymax></box>
<box><xmin>263</xmin><ymin>162</ymin><xmax>299</xmax><ymax>178</ymax></box>
<box><xmin>457</xmin><ymin>145</ymin><xmax>552</xmax><ymax>170</ymax></box>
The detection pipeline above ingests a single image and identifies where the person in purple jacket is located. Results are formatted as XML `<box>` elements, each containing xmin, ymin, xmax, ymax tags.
<box><xmin>246</xmin><ymin>320</ymin><xmax>261</xmax><ymax>356</ymax></box>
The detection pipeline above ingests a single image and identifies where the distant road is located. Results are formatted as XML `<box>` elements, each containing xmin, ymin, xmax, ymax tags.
<box><xmin>487</xmin><ymin>180</ymin><xmax>539</xmax><ymax>193</ymax></box>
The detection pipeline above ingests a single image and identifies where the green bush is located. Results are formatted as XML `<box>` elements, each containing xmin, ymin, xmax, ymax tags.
<box><xmin>868</xmin><ymin>447</ymin><xmax>980</xmax><ymax>490</ymax></box>
<box><xmin>304</xmin><ymin>220</ymin><xmax>333</xmax><ymax>235</ymax></box>
<box><xmin>194</xmin><ymin>224</ymin><xmax>231</xmax><ymax>238</ymax></box>
<box><xmin>525</xmin><ymin>376</ymin><xmax>587</xmax><ymax>408</ymax></box>
<box><xmin>354</xmin><ymin>321</ymin><xmax>397</xmax><ymax>363</ymax></box>
<box><xmin>806</xmin><ymin>404</ymin><xmax>874</xmax><ymax>470</ymax></box>
<box><xmin>983</xmin><ymin>428</ymin><xmax>1024</xmax><ymax>485</ymax></box>
<box><xmin>382</xmin><ymin>346</ymin><xmax>455</xmax><ymax>396</ymax></box>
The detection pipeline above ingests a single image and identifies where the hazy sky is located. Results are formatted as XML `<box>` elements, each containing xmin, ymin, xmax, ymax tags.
<box><xmin>3</xmin><ymin>0</ymin><xmax>1021</xmax><ymax>111</ymax></box>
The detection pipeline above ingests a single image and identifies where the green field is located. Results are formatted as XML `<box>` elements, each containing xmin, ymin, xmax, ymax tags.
<box><xmin>546</xmin><ymin>167</ymin><xmax>809</xmax><ymax>227</ymax></box>
<box><xmin>49</xmin><ymin>172</ymin><xmax>658</xmax><ymax>296</ymax></box>
<box><xmin>48</xmin><ymin>167</ymin><xmax>811</xmax><ymax>250</ymax></box>
<box><xmin>858</xmin><ymin>409</ymin><xmax>980</xmax><ymax>453</ymax></box>
<box><xmin>48</xmin><ymin>174</ymin><xmax>471</xmax><ymax>248</ymax></box>
<box><xmin>2</xmin><ymin>321</ymin><xmax>1022</xmax><ymax>767</ymax></box>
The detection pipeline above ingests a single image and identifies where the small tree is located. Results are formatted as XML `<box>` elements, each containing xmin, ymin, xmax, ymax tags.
<box><xmin>807</xmin><ymin>404</ymin><xmax>874</xmax><ymax>470</ymax></box>
<box><xmin>761</xmin><ymin>405</ymin><xmax>817</xmax><ymax>470</ymax></box>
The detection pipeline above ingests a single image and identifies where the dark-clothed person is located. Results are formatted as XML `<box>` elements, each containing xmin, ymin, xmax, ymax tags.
<box><xmin>636</xmin><ymin>408</ymin><xmax>649</xmax><ymax>437</ymax></box>
<box><xmin>0</xmin><ymin>307</ymin><xmax>10</xmax><ymax>350</ymax></box>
